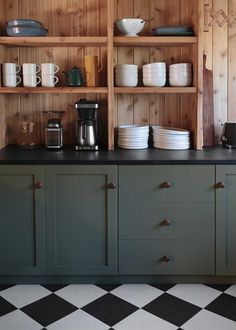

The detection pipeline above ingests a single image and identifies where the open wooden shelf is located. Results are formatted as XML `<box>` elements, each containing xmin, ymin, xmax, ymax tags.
<box><xmin>0</xmin><ymin>87</ymin><xmax>108</xmax><ymax>94</ymax></box>
<box><xmin>0</xmin><ymin>36</ymin><xmax>107</xmax><ymax>47</ymax></box>
<box><xmin>114</xmin><ymin>87</ymin><xmax>197</xmax><ymax>94</ymax></box>
<box><xmin>114</xmin><ymin>36</ymin><xmax>197</xmax><ymax>47</ymax></box>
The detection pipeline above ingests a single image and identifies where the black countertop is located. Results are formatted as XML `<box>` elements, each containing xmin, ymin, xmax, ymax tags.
<box><xmin>0</xmin><ymin>145</ymin><xmax>236</xmax><ymax>165</ymax></box>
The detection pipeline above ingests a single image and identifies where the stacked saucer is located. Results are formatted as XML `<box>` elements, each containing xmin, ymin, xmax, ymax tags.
<box><xmin>143</xmin><ymin>62</ymin><xmax>166</xmax><ymax>87</ymax></box>
<box><xmin>118</xmin><ymin>125</ymin><xmax>149</xmax><ymax>149</ymax></box>
<box><xmin>169</xmin><ymin>63</ymin><xmax>192</xmax><ymax>87</ymax></box>
<box><xmin>152</xmin><ymin>126</ymin><xmax>191</xmax><ymax>150</ymax></box>
<box><xmin>115</xmin><ymin>64</ymin><xmax>138</xmax><ymax>87</ymax></box>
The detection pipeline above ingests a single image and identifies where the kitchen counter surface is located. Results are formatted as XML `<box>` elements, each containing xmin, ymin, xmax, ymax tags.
<box><xmin>0</xmin><ymin>145</ymin><xmax>236</xmax><ymax>165</ymax></box>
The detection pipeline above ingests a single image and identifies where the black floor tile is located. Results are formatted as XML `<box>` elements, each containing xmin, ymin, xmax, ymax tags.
<box><xmin>205</xmin><ymin>293</ymin><xmax>236</xmax><ymax>322</ymax></box>
<box><xmin>0</xmin><ymin>296</ymin><xmax>17</xmax><ymax>317</ymax></box>
<box><xmin>143</xmin><ymin>293</ymin><xmax>201</xmax><ymax>327</ymax></box>
<box><xmin>149</xmin><ymin>284</ymin><xmax>176</xmax><ymax>292</ymax></box>
<box><xmin>204</xmin><ymin>284</ymin><xmax>232</xmax><ymax>292</ymax></box>
<box><xmin>82</xmin><ymin>293</ymin><xmax>138</xmax><ymax>327</ymax></box>
<box><xmin>41</xmin><ymin>284</ymin><xmax>68</xmax><ymax>293</ymax></box>
<box><xmin>0</xmin><ymin>284</ymin><xmax>15</xmax><ymax>292</ymax></box>
<box><xmin>95</xmin><ymin>284</ymin><xmax>122</xmax><ymax>292</ymax></box>
<box><xmin>21</xmin><ymin>293</ymin><xmax>78</xmax><ymax>327</ymax></box>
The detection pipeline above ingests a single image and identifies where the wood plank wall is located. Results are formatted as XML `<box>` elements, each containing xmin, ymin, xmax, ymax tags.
<box><xmin>204</xmin><ymin>0</ymin><xmax>236</xmax><ymax>144</ymax></box>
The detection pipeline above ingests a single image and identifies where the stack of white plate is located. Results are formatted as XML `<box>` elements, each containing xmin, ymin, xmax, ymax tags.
<box><xmin>143</xmin><ymin>62</ymin><xmax>166</xmax><ymax>87</ymax></box>
<box><xmin>118</xmin><ymin>125</ymin><xmax>149</xmax><ymax>149</ymax></box>
<box><xmin>115</xmin><ymin>64</ymin><xmax>138</xmax><ymax>87</ymax></box>
<box><xmin>169</xmin><ymin>63</ymin><xmax>192</xmax><ymax>87</ymax></box>
<box><xmin>152</xmin><ymin>126</ymin><xmax>191</xmax><ymax>150</ymax></box>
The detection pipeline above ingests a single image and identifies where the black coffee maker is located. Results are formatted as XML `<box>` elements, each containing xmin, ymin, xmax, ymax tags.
<box><xmin>75</xmin><ymin>99</ymin><xmax>99</xmax><ymax>150</ymax></box>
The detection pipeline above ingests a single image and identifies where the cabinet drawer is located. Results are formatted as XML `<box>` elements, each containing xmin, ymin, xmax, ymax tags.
<box><xmin>120</xmin><ymin>204</ymin><xmax>214</xmax><ymax>240</ymax></box>
<box><xmin>119</xmin><ymin>165</ymin><xmax>214</xmax><ymax>203</ymax></box>
<box><xmin>119</xmin><ymin>240</ymin><xmax>215</xmax><ymax>275</ymax></box>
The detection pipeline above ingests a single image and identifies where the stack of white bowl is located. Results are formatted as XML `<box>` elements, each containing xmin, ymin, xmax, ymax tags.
<box><xmin>152</xmin><ymin>126</ymin><xmax>191</xmax><ymax>150</ymax></box>
<box><xmin>115</xmin><ymin>64</ymin><xmax>138</xmax><ymax>87</ymax></box>
<box><xmin>143</xmin><ymin>62</ymin><xmax>166</xmax><ymax>87</ymax></box>
<box><xmin>169</xmin><ymin>63</ymin><xmax>192</xmax><ymax>87</ymax></box>
<box><xmin>118</xmin><ymin>125</ymin><xmax>149</xmax><ymax>149</ymax></box>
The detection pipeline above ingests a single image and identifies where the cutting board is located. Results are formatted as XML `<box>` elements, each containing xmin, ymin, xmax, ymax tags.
<box><xmin>203</xmin><ymin>54</ymin><xmax>215</xmax><ymax>146</ymax></box>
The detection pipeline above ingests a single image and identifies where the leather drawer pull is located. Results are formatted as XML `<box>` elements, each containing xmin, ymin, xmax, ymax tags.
<box><xmin>215</xmin><ymin>181</ymin><xmax>225</xmax><ymax>189</ymax></box>
<box><xmin>35</xmin><ymin>182</ymin><xmax>43</xmax><ymax>189</ymax></box>
<box><xmin>106</xmin><ymin>182</ymin><xmax>116</xmax><ymax>189</ymax></box>
<box><xmin>160</xmin><ymin>181</ymin><xmax>171</xmax><ymax>189</ymax></box>
<box><xmin>160</xmin><ymin>219</ymin><xmax>171</xmax><ymax>226</ymax></box>
<box><xmin>160</xmin><ymin>255</ymin><xmax>170</xmax><ymax>263</ymax></box>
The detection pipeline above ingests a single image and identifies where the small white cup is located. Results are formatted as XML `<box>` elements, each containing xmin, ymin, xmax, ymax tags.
<box><xmin>41</xmin><ymin>74</ymin><xmax>59</xmax><ymax>87</ymax></box>
<box><xmin>23</xmin><ymin>74</ymin><xmax>41</xmax><ymax>87</ymax></box>
<box><xmin>41</xmin><ymin>63</ymin><xmax>59</xmax><ymax>75</ymax></box>
<box><xmin>2</xmin><ymin>63</ymin><xmax>21</xmax><ymax>75</ymax></box>
<box><xmin>3</xmin><ymin>74</ymin><xmax>21</xmax><ymax>87</ymax></box>
<box><xmin>23</xmin><ymin>63</ymin><xmax>40</xmax><ymax>75</ymax></box>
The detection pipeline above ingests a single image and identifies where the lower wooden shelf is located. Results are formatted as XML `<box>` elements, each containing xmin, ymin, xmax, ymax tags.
<box><xmin>0</xmin><ymin>87</ymin><xmax>108</xmax><ymax>94</ymax></box>
<box><xmin>114</xmin><ymin>87</ymin><xmax>197</xmax><ymax>94</ymax></box>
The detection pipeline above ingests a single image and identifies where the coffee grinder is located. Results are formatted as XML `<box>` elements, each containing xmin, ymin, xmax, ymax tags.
<box><xmin>75</xmin><ymin>99</ymin><xmax>99</xmax><ymax>150</ymax></box>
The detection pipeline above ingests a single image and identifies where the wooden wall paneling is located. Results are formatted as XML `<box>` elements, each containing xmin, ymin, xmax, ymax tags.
<box><xmin>213</xmin><ymin>0</ymin><xmax>228</xmax><ymax>144</ymax></box>
<box><xmin>133</xmin><ymin>0</ymin><xmax>150</xmax><ymax>126</ymax></box>
<box><xmin>203</xmin><ymin>0</ymin><xmax>213</xmax><ymax>70</ymax></box>
<box><xmin>0</xmin><ymin>0</ymin><xmax>6</xmax><ymax>147</ymax></box>
<box><xmin>164</xmin><ymin>0</ymin><xmax>182</xmax><ymax>128</ymax></box>
<box><xmin>228</xmin><ymin>0</ymin><xmax>236</xmax><ymax>122</ymax></box>
<box><xmin>3</xmin><ymin>0</ymin><xmax>20</xmax><ymax>145</ymax></box>
<box><xmin>117</xmin><ymin>0</ymin><xmax>134</xmax><ymax>128</ymax></box>
<box><xmin>149</xmin><ymin>0</ymin><xmax>165</xmax><ymax>126</ymax></box>
<box><xmin>180</xmin><ymin>0</ymin><xmax>196</xmax><ymax>142</ymax></box>
<box><xmin>113</xmin><ymin>0</ymin><xmax>118</xmax><ymax>140</ymax></box>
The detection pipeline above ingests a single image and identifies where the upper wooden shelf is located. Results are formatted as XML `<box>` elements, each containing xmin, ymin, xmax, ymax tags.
<box><xmin>114</xmin><ymin>87</ymin><xmax>197</xmax><ymax>94</ymax></box>
<box><xmin>114</xmin><ymin>36</ymin><xmax>197</xmax><ymax>47</ymax></box>
<box><xmin>0</xmin><ymin>36</ymin><xmax>107</xmax><ymax>47</ymax></box>
<box><xmin>0</xmin><ymin>87</ymin><xmax>108</xmax><ymax>94</ymax></box>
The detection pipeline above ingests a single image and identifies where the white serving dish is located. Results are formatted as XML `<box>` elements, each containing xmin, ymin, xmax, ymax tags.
<box><xmin>115</xmin><ymin>18</ymin><xmax>146</xmax><ymax>36</ymax></box>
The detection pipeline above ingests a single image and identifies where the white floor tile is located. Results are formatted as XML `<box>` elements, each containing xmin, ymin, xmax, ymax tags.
<box><xmin>0</xmin><ymin>285</ymin><xmax>51</xmax><ymax>308</ymax></box>
<box><xmin>47</xmin><ymin>310</ymin><xmax>109</xmax><ymax>330</ymax></box>
<box><xmin>225</xmin><ymin>285</ymin><xmax>236</xmax><ymax>298</ymax></box>
<box><xmin>182</xmin><ymin>309</ymin><xmax>236</xmax><ymax>330</ymax></box>
<box><xmin>111</xmin><ymin>284</ymin><xmax>163</xmax><ymax>308</ymax></box>
<box><xmin>0</xmin><ymin>310</ymin><xmax>42</xmax><ymax>330</ymax></box>
<box><xmin>167</xmin><ymin>284</ymin><xmax>222</xmax><ymax>308</ymax></box>
<box><xmin>55</xmin><ymin>285</ymin><xmax>107</xmax><ymax>308</ymax></box>
<box><xmin>113</xmin><ymin>309</ymin><xmax>177</xmax><ymax>330</ymax></box>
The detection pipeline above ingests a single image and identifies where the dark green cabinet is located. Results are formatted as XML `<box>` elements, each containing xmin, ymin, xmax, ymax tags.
<box><xmin>0</xmin><ymin>166</ymin><xmax>46</xmax><ymax>275</ymax></box>
<box><xmin>216</xmin><ymin>165</ymin><xmax>236</xmax><ymax>275</ymax></box>
<box><xmin>45</xmin><ymin>165</ymin><xmax>117</xmax><ymax>275</ymax></box>
<box><xmin>119</xmin><ymin>165</ymin><xmax>215</xmax><ymax>275</ymax></box>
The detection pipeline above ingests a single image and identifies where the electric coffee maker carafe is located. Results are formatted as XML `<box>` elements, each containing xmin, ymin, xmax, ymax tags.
<box><xmin>75</xmin><ymin>99</ymin><xmax>99</xmax><ymax>150</ymax></box>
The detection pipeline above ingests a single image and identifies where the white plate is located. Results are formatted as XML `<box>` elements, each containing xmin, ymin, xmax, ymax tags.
<box><xmin>152</xmin><ymin>126</ymin><xmax>190</xmax><ymax>135</ymax></box>
<box><xmin>118</xmin><ymin>145</ymin><xmax>149</xmax><ymax>149</ymax></box>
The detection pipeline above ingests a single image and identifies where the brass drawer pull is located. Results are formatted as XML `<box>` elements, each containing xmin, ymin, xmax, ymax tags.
<box><xmin>160</xmin><ymin>255</ymin><xmax>170</xmax><ymax>263</ymax></box>
<box><xmin>106</xmin><ymin>182</ymin><xmax>116</xmax><ymax>189</ymax></box>
<box><xmin>160</xmin><ymin>181</ymin><xmax>171</xmax><ymax>189</ymax></box>
<box><xmin>215</xmin><ymin>181</ymin><xmax>225</xmax><ymax>189</ymax></box>
<box><xmin>35</xmin><ymin>182</ymin><xmax>43</xmax><ymax>189</ymax></box>
<box><xmin>160</xmin><ymin>219</ymin><xmax>171</xmax><ymax>226</ymax></box>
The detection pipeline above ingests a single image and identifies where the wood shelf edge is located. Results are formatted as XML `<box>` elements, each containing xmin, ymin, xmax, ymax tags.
<box><xmin>114</xmin><ymin>87</ymin><xmax>197</xmax><ymax>94</ymax></box>
<box><xmin>0</xmin><ymin>87</ymin><xmax>108</xmax><ymax>94</ymax></box>
<box><xmin>114</xmin><ymin>36</ymin><xmax>197</xmax><ymax>47</ymax></box>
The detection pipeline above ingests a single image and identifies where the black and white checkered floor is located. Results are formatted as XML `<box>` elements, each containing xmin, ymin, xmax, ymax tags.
<box><xmin>0</xmin><ymin>284</ymin><xmax>236</xmax><ymax>329</ymax></box>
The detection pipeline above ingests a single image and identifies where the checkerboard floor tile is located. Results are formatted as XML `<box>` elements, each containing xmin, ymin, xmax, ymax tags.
<box><xmin>0</xmin><ymin>284</ymin><xmax>236</xmax><ymax>329</ymax></box>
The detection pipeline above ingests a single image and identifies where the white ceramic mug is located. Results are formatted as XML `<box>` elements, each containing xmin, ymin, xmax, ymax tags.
<box><xmin>41</xmin><ymin>63</ymin><xmax>59</xmax><ymax>75</ymax></box>
<box><xmin>41</xmin><ymin>74</ymin><xmax>59</xmax><ymax>87</ymax></box>
<box><xmin>3</xmin><ymin>74</ymin><xmax>21</xmax><ymax>87</ymax></box>
<box><xmin>23</xmin><ymin>63</ymin><xmax>40</xmax><ymax>75</ymax></box>
<box><xmin>2</xmin><ymin>63</ymin><xmax>21</xmax><ymax>75</ymax></box>
<box><xmin>23</xmin><ymin>74</ymin><xmax>41</xmax><ymax>87</ymax></box>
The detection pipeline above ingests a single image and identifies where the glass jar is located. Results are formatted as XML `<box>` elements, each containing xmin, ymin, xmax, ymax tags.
<box><xmin>18</xmin><ymin>117</ymin><xmax>37</xmax><ymax>149</ymax></box>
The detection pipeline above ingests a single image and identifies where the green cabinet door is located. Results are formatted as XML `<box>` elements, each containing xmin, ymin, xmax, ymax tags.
<box><xmin>45</xmin><ymin>165</ymin><xmax>117</xmax><ymax>275</ymax></box>
<box><xmin>0</xmin><ymin>166</ymin><xmax>46</xmax><ymax>275</ymax></box>
<box><xmin>216</xmin><ymin>165</ymin><xmax>236</xmax><ymax>275</ymax></box>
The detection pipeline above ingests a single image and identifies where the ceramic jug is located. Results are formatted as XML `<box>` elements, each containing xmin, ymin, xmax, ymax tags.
<box><xmin>63</xmin><ymin>66</ymin><xmax>84</xmax><ymax>87</ymax></box>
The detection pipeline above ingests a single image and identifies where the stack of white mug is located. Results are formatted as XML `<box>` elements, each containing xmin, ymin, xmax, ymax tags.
<box><xmin>23</xmin><ymin>63</ymin><xmax>41</xmax><ymax>87</ymax></box>
<box><xmin>41</xmin><ymin>63</ymin><xmax>59</xmax><ymax>87</ymax></box>
<box><xmin>2</xmin><ymin>63</ymin><xmax>22</xmax><ymax>87</ymax></box>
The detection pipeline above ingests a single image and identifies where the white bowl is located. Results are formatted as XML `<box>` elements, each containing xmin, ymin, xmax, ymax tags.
<box><xmin>143</xmin><ymin>78</ymin><xmax>166</xmax><ymax>87</ymax></box>
<box><xmin>143</xmin><ymin>73</ymin><xmax>166</xmax><ymax>78</ymax></box>
<box><xmin>115</xmin><ymin>18</ymin><xmax>146</xmax><ymax>36</ymax></box>
<box><xmin>143</xmin><ymin>62</ymin><xmax>166</xmax><ymax>69</ymax></box>
<box><xmin>169</xmin><ymin>63</ymin><xmax>192</xmax><ymax>70</ymax></box>
<box><xmin>115</xmin><ymin>64</ymin><xmax>138</xmax><ymax>70</ymax></box>
<box><xmin>169</xmin><ymin>79</ymin><xmax>192</xmax><ymax>87</ymax></box>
